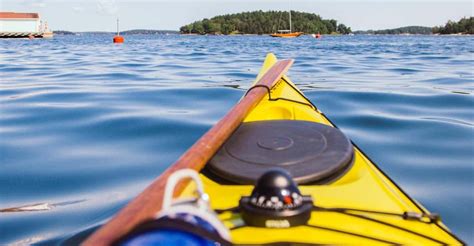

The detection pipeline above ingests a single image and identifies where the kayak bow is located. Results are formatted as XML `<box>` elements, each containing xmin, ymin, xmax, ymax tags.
<box><xmin>86</xmin><ymin>53</ymin><xmax>462</xmax><ymax>245</ymax></box>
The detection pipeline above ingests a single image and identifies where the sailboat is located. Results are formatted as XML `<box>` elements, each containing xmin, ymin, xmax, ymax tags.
<box><xmin>270</xmin><ymin>9</ymin><xmax>303</xmax><ymax>38</ymax></box>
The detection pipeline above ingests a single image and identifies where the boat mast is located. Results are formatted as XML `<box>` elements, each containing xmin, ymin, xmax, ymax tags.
<box><xmin>288</xmin><ymin>1</ymin><xmax>292</xmax><ymax>33</ymax></box>
<box><xmin>116</xmin><ymin>18</ymin><xmax>120</xmax><ymax>36</ymax></box>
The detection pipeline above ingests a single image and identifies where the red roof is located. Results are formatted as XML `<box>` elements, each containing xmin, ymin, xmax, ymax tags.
<box><xmin>0</xmin><ymin>12</ymin><xmax>39</xmax><ymax>19</ymax></box>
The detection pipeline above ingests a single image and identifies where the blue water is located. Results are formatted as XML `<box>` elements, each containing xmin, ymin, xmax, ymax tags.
<box><xmin>1</xmin><ymin>34</ymin><xmax>473</xmax><ymax>244</ymax></box>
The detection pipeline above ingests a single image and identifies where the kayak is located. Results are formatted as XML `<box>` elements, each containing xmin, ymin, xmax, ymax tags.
<box><xmin>86</xmin><ymin>53</ymin><xmax>462</xmax><ymax>245</ymax></box>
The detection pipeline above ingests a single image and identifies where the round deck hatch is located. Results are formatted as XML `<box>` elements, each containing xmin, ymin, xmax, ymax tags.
<box><xmin>207</xmin><ymin>120</ymin><xmax>354</xmax><ymax>184</ymax></box>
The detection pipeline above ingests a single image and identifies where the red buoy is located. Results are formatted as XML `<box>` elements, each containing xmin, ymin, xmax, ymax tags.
<box><xmin>113</xmin><ymin>18</ymin><xmax>124</xmax><ymax>43</ymax></box>
<box><xmin>113</xmin><ymin>35</ymin><xmax>124</xmax><ymax>43</ymax></box>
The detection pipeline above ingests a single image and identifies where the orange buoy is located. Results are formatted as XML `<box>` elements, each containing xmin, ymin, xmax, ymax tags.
<box><xmin>113</xmin><ymin>18</ymin><xmax>124</xmax><ymax>43</ymax></box>
<box><xmin>113</xmin><ymin>35</ymin><xmax>124</xmax><ymax>43</ymax></box>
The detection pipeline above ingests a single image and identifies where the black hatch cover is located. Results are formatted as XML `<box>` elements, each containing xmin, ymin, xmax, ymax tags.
<box><xmin>207</xmin><ymin>120</ymin><xmax>354</xmax><ymax>184</ymax></box>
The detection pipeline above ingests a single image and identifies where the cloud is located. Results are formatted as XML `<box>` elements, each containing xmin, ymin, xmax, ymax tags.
<box><xmin>96</xmin><ymin>0</ymin><xmax>119</xmax><ymax>16</ymax></box>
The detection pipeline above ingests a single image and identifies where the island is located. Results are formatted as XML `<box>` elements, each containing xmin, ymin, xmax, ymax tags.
<box><xmin>432</xmin><ymin>17</ymin><xmax>473</xmax><ymax>35</ymax></box>
<box><xmin>354</xmin><ymin>17</ymin><xmax>473</xmax><ymax>35</ymax></box>
<box><xmin>179</xmin><ymin>10</ymin><xmax>352</xmax><ymax>35</ymax></box>
<box><xmin>354</xmin><ymin>26</ymin><xmax>432</xmax><ymax>35</ymax></box>
<box><xmin>53</xmin><ymin>30</ymin><xmax>76</xmax><ymax>35</ymax></box>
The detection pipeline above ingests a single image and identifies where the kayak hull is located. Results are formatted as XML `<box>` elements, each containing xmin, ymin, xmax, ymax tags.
<box><xmin>179</xmin><ymin>53</ymin><xmax>462</xmax><ymax>245</ymax></box>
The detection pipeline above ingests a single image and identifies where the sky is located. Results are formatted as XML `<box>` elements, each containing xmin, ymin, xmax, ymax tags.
<box><xmin>1</xmin><ymin>0</ymin><xmax>472</xmax><ymax>32</ymax></box>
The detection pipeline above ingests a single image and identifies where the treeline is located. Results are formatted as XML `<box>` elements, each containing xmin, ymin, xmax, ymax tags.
<box><xmin>353</xmin><ymin>17</ymin><xmax>473</xmax><ymax>35</ymax></box>
<box><xmin>354</xmin><ymin>26</ymin><xmax>432</xmax><ymax>35</ymax></box>
<box><xmin>432</xmin><ymin>17</ymin><xmax>473</xmax><ymax>34</ymax></box>
<box><xmin>180</xmin><ymin>11</ymin><xmax>351</xmax><ymax>35</ymax></box>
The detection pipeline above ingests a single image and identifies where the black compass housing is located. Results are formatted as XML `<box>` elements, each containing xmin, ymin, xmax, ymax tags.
<box><xmin>239</xmin><ymin>168</ymin><xmax>313</xmax><ymax>228</ymax></box>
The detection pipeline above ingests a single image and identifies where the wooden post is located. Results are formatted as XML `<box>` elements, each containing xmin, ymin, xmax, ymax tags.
<box><xmin>84</xmin><ymin>59</ymin><xmax>294</xmax><ymax>245</ymax></box>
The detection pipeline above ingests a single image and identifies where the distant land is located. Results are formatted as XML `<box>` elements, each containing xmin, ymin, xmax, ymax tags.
<box><xmin>54</xmin><ymin>16</ymin><xmax>472</xmax><ymax>36</ymax></box>
<box><xmin>53</xmin><ymin>30</ymin><xmax>179</xmax><ymax>35</ymax></box>
<box><xmin>355</xmin><ymin>17</ymin><xmax>473</xmax><ymax>35</ymax></box>
<box><xmin>432</xmin><ymin>17</ymin><xmax>473</xmax><ymax>34</ymax></box>
<box><xmin>179</xmin><ymin>11</ymin><xmax>351</xmax><ymax>35</ymax></box>
<box><xmin>354</xmin><ymin>26</ymin><xmax>432</xmax><ymax>35</ymax></box>
<box><xmin>121</xmin><ymin>29</ymin><xmax>180</xmax><ymax>35</ymax></box>
<box><xmin>54</xmin><ymin>30</ymin><xmax>76</xmax><ymax>35</ymax></box>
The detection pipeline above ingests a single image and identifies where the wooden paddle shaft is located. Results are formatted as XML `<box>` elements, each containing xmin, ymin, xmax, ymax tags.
<box><xmin>84</xmin><ymin>59</ymin><xmax>294</xmax><ymax>245</ymax></box>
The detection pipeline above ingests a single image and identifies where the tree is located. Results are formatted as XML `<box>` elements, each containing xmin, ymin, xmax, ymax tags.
<box><xmin>180</xmin><ymin>24</ymin><xmax>194</xmax><ymax>33</ymax></box>
<box><xmin>221</xmin><ymin>23</ymin><xmax>234</xmax><ymax>35</ymax></box>
<box><xmin>433</xmin><ymin>17</ymin><xmax>474</xmax><ymax>34</ymax></box>
<box><xmin>192</xmin><ymin>22</ymin><xmax>204</xmax><ymax>34</ymax></box>
<box><xmin>337</xmin><ymin>24</ymin><xmax>351</xmax><ymax>34</ymax></box>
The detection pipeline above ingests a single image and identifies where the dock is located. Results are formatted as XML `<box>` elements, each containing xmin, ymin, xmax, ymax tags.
<box><xmin>0</xmin><ymin>12</ymin><xmax>53</xmax><ymax>39</ymax></box>
<box><xmin>0</xmin><ymin>32</ymin><xmax>53</xmax><ymax>38</ymax></box>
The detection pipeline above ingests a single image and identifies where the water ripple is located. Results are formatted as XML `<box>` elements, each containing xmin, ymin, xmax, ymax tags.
<box><xmin>0</xmin><ymin>34</ymin><xmax>473</xmax><ymax>244</ymax></box>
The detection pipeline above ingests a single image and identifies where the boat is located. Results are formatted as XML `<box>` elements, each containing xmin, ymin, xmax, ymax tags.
<box><xmin>270</xmin><ymin>9</ymin><xmax>303</xmax><ymax>38</ymax></box>
<box><xmin>270</xmin><ymin>30</ymin><xmax>304</xmax><ymax>38</ymax></box>
<box><xmin>85</xmin><ymin>53</ymin><xmax>462</xmax><ymax>245</ymax></box>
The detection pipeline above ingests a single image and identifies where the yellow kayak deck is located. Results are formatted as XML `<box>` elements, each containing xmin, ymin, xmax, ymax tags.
<box><xmin>180</xmin><ymin>53</ymin><xmax>461</xmax><ymax>245</ymax></box>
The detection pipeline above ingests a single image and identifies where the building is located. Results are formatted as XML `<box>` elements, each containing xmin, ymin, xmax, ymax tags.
<box><xmin>0</xmin><ymin>12</ymin><xmax>53</xmax><ymax>38</ymax></box>
<box><xmin>0</xmin><ymin>12</ymin><xmax>40</xmax><ymax>32</ymax></box>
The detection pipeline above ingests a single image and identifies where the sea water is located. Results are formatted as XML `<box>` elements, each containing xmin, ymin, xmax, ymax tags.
<box><xmin>0</xmin><ymin>34</ymin><xmax>473</xmax><ymax>244</ymax></box>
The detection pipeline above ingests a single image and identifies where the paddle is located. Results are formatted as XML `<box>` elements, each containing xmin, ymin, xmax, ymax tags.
<box><xmin>84</xmin><ymin>58</ymin><xmax>294</xmax><ymax>245</ymax></box>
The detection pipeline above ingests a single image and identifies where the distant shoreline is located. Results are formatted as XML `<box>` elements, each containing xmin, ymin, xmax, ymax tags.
<box><xmin>53</xmin><ymin>31</ymin><xmax>472</xmax><ymax>36</ymax></box>
<box><xmin>54</xmin><ymin>18</ymin><xmax>474</xmax><ymax>37</ymax></box>
<box><xmin>53</xmin><ymin>30</ymin><xmax>180</xmax><ymax>35</ymax></box>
